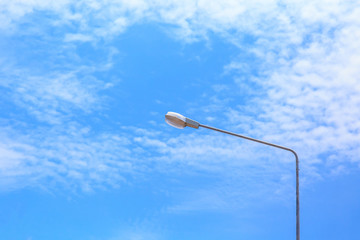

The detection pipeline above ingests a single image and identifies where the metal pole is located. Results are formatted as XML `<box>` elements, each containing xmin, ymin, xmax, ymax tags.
<box><xmin>199</xmin><ymin>124</ymin><xmax>300</xmax><ymax>240</ymax></box>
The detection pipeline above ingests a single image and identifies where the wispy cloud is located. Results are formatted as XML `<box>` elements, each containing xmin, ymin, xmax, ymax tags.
<box><xmin>64</xmin><ymin>33</ymin><xmax>93</xmax><ymax>42</ymax></box>
<box><xmin>1</xmin><ymin>68</ymin><xmax>106</xmax><ymax>124</ymax></box>
<box><xmin>0</xmin><ymin>123</ymin><xmax>137</xmax><ymax>192</ymax></box>
<box><xmin>220</xmin><ymin>1</ymin><xmax>360</xmax><ymax>177</ymax></box>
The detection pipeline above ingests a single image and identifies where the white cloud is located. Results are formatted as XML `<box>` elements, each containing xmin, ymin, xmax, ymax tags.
<box><xmin>64</xmin><ymin>33</ymin><xmax>93</xmax><ymax>42</ymax></box>
<box><xmin>0</xmin><ymin>0</ymin><xmax>359</xmax><ymax>197</ymax></box>
<box><xmin>219</xmin><ymin>2</ymin><xmax>360</xmax><ymax>177</ymax></box>
<box><xmin>0</xmin><ymin>124</ymin><xmax>136</xmax><ymax>192</ymax></box>
<box><xmin>0</xmin><ymin>0</ymin><xmax>343</xmax><ymax>42</ymax></box>
<box><xmin>0</xmin><ymin>41</ymin><xmax>118</xmax><ymax>124</ymax></box>
<box><xmin>2</xmin><ymin>70</ymin><xmax>103</xmax><ymax>124</ymax></box>
<box><xmin>0</xmin><ymin>0</ymin><xmax>70</xmax><ymax>31</ymax></box>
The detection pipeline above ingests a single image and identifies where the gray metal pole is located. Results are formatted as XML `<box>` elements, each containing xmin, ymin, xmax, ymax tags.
<box><xmin>199</xmin><ymin>124</ymin><xmax>300</xmax><ymax>240</ymax></box>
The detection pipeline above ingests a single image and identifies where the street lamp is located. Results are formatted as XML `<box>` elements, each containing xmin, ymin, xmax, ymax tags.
<box><xmin>165</xmin><ymin>111</ymin><xmax>300</xmax><ymax>240</ymax></box>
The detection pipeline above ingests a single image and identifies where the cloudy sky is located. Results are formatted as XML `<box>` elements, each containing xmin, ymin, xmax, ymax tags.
<box><xmin>1</xmin><ymin>0</ymin><xmax>360</xmax><ymax>239</ymax></box>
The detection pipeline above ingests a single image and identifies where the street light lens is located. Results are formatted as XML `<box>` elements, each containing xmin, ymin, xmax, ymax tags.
<box><xmin>165</xmin><ymin>112</ymin><xmax>186</xmax><ymax>129</ymax></box>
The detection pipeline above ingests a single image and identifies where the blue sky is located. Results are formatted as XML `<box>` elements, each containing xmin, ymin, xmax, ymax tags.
<box><xmin>1</xmin><ymin>0</ymin><xmax>360</xmax><ymax>239</ymax></box>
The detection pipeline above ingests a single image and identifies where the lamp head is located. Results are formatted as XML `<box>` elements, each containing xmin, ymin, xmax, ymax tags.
<box><xmin>165</xmin><ymin>112</ymin><xmax>199</xmax><ymax>129</ymax></box>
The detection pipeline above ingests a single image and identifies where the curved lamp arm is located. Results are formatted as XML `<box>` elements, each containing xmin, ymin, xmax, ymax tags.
<box><xmin>200</xmin><ymin>123</ymin><xmax>300</xmax><ymax>240</ymax></box>
<box><xmin>165</xmin><ymin>112</ymin><xmax>300</xmax><ymax>240</ymax></box>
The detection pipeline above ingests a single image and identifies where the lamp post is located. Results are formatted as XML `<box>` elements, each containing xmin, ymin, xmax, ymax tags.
<box><xmin>165</xmin><ymin>111</ymin><xmax>300</xmax><ymax>240</ymax></box>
